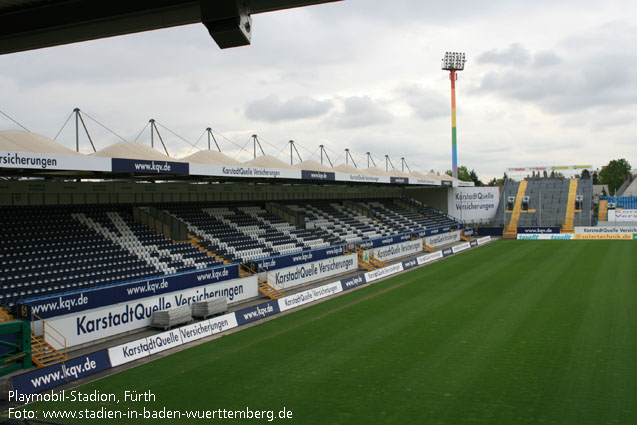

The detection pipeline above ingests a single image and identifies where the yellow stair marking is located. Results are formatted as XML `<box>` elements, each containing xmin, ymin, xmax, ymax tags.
<box><xmin>0</xmin><ymin>308</ymin><xmax>15</xmax><ymax>323</ymax></box>
<box><xmin>188</xmin><ymin>234</ymin><xmax>229</xmax><ymax>264</ymax></box>
<box><xmin>504</xmin><ymin>181</ymin><xmax>528</xmax><ymax>239</ymax></box>
<box><xmin>598</xmin><ymin>200</ymin><xmax>608</xmax><ymax>222</ymax></box>
<box><xmin>422</xmin><ymin>244</ymin><xmax>435</xmax><ymax>253</ymax></box>
<box><xmin>31</xmin><ymin>332</ymin><xmax>66</xmax><ymax>368</ymax></box>
<box><xmin>561</xmin><ymin>179</ymin><xmax>579</xmax><ymax>233</ymax></box>
<box><xmin>257</xmin><ymin>279</ymin><xmax>285</xmax><ymax>300</ymax></box>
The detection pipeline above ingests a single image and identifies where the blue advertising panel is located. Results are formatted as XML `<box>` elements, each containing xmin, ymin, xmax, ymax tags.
<box><xmin>22</xmin><ymin>264</ymin><xmax>238</xmax><ymax>320</ymax></box>
<box><xmin>301</xmin><ymin>170</ymin><xmax>335</xmax><ymax>181</ymax></box>
<box><xmin>401</xmin><ymin>258</ymin><xmax>418</xmax><ymax>270</ymax></box>
<box><xmin>390</xmin><ymin>177</ymin><xmax>409</xmax><ymax>184</ymax></box>
<box><xmin>477</xmin><ymin>227</ymin><xmax>504</xmax><ymax>237</ymax></box>
<box><xmin>254</xmin><ymin>245</ymin><xmax>344</xmax><ymax>272</ymax></box>
<box><xmin>235</xmin><ymin>301</ymin><xmax>280</xmax><ymax>325</ymax></box>
<box><xmin>11</xmin><ymin>350</ymin><xmax>111</xmax><ymax>396</ymax></box>
<box><xmin>413</xmin><ymin>226</ymin><xmax>454</xmax><ymax>238</ymax></box>
<box><xmin>517</xmin><ymin>227</ymin><xmax>561</xmax><ymax>234</ymax></box>
<box><xmin>358</xmin><ymin>233</ymin><xmax>413</xmax><ymax>250</ymax></box>
<box><xmin>112</xmin><ymin>158</ymin><xmax>189</xmax><ymax>175</ymax></box>
<box><xmin>340</xmin><ymin>274</ymin><xmax>367</xmax><ymax>291</ymax></box>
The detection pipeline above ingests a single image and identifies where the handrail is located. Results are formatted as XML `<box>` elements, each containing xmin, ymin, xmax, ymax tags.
<box><xmin>240</xmin><ymin>263</ymin><xmax>257</xmax><ymax>276</ymax></box>
<box><xmin>258</xmin><ymin>272</ymin><xmax>284</xmax><ymax>291</ymax></box>
<box><xmin>32</xmin><ymin>312</ymin><xmax>67</xmax><ymax>360</ymax></box>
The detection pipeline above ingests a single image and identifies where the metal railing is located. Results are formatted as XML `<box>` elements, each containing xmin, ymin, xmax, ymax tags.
<box><xmin>32</xmin><ymin>312</ymin><xmax>67</xmax><ymax>360</ymax></box>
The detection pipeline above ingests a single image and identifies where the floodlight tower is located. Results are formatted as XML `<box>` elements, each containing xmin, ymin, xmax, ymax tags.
<box><xmin>441</xmin><ymin>51</ymin><xmax>466</xmax><ymax>179</ymax></box>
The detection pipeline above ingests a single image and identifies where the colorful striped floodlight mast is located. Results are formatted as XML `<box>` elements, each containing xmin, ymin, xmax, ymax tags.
<box><xmin>442</xmin><ymin>51</ymin><xmax>466</xmax><ymax>179</ymax></box>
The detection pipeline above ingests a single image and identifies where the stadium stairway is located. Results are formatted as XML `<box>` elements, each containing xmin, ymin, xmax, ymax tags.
<box><xmin>598</xmin><ymin>199</ymin><xmax>608</xmax><ymax>222</ymax></box>
<box><xmin>353</xmin><ymin>247</ymin><xmax>386</xmax><ymax>271</ymax></box>
<box><xmin>0</xmin><ymin>308</ymin><xmax>14</xmax><ymax>323</ymax></box>
<box><xmin>561</xmin><ymin>179</ymin><xmax>579</xmax><ymax>233</ymax></box>
<box><xmin>504</xmin><ymin>181</ymin><xmax>528</xmax><ymax>239</ymax></box>
<box><xmin>422</xmin><ymin>244</ymin><xmax>436</xmax><ymax>253</ymax></box>
<box><xmin>31</xmin><ymin>332</ymin><xmax>66</xmax><ymax>368</ymax></box>
<box><xmin>240</xmin><ymin>264</ymin><xmax>285</xmax><ymax>300</ymax></box>
<box><xmin>257</xmin><ymin>279</ymin><xmax>285</xmax><ymax>300</ymax></box>
<box><xmin>187</xmin><ymin>234</ymin><xmax>229</xmax><ymax>265</ymax></box>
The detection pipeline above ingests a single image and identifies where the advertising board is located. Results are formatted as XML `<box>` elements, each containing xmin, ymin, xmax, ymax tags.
<box><xmin>266</xmin><ymin>254</ymin><xmax>358</xmax><ymax>290</ymax></box>
<box><xmin>447</xmin><ymin>187</ymin><xmax>500</xmax><ymax>223</ymax></box>
<box><xmin>46</xmin><ymin>276</ymin><xmax>256</xmax><ymax>348</ymax></box>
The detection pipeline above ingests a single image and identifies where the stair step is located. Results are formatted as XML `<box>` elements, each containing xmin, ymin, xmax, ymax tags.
<box><xmin>31</xmin><ymin>330</ymin><xmax>67</xmax><ymax>368</ymax></box>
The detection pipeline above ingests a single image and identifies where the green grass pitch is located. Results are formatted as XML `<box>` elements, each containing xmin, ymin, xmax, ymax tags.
<box><xmin>27</xmin><ymin>240</ymin><xmax>637</xmax><ymax>424</ymax></box>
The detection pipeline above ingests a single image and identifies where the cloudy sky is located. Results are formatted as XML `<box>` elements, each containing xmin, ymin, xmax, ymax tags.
<box><xmin>1</xmin><ymin>0</ymin><xmax>636</xmax><ymax>180</ymax></box>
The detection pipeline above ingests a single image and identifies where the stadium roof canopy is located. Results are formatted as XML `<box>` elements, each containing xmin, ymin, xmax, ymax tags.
<box><xmin>245</xmin><ymin>154</ymin><xmax>294</xmax><ymax>169</ymax></box>
<box><xmin>0</xmin><ymin>130</ymin><xmax>471</xmax><ymax>186</ymax></box>
<box><xmin>181</xmin><ymin>149</ymin><xmax>242</xmax><ymax>166</ymax></box>
<box><xmin>0</xmin><ymin>0</ymin><xmax>341</xmax><ymax>55</ymax></box>
<box><xmin>0</xmin><ymin>129</ymin><xmax>81</xmax><ymax>155</ymax></box>
<box><xmin>92</xmin><ymin>141</ymin><xmax>174</xmax><ymax>161</ymax></box>
<box><xmin>294</xmin><ymin>160</ymin><xmax>334</xmax><ymax>173</ymax></box>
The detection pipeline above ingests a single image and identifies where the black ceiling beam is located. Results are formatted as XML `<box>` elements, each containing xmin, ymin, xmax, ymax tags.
<box><xmin>0</xmin><ymin>0</ymin><xmax>341</xmax><ymax>55</ymax></box>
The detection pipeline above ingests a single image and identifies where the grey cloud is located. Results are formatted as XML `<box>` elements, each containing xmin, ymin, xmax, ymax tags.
<box><xmin>532</xmin><ymin>51</ymin><xmax>563</xmax><ymax>68</ymax></box>
<box><xmin>244</xmin><ymin>95</ymin><xmax>334</xmax><ymax>122</ymax></box>
<box><xmin>396</xmin><ymin>85</ymin><xmax>448</xmax><ymax>120</ymax></box>
<box><xmin>327</xmin><ymin>96</ymin><xmax>393</xmax><ymax>129</ymax></box>
<box><xmin>477</xmin><ymin>64</ymin><xmax>637</xmax><ymax>113</ymax></box>
<box><xmin>475</xmin><ymin>39</ymin><xmax>637</xmax><ymax>114</ymax></box>
<box><xmin>477</xmin><ymin>43</ymin><xmax>532</xmax><ymax>66</ymax></box>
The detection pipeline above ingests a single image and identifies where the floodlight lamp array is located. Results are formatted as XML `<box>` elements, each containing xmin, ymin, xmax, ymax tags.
<box><xmin>441</xmin><ymin>52</ymin><xmax>466</xmax><ymax>71</ymax></box>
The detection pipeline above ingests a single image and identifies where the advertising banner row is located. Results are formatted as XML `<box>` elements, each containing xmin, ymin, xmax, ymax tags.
<box><xmin>424</xmin><ymin>230</ymin><xmax>461</xmax><ymax>248</ymax></box>
<box><xmin>517</xmin><ymin>233</ymin><xmax>635</xmax><ymax>240</ymax></box>
<box><xmin>575</xmin><ymin>226</ymin><xmax>637</xmax><ymax>234</ymax></box>
<box><xmin>12</xmin><ymin>236</ymin><xmax>492</xmax><ymax>396</ymax></box>
<box><xmin>254</xmin><ymin>245</ymin><xmax>345</xmax><ymax>271</ymax></box>
<box><xmin>0</xmin><ymin>150</ymin><xmax>473</xmax><ymax>187</ymax></box>
<box><xmin>43</xmin><ymin>254</ymin><xmax>359</xmax><ymax>349</ymax></box>
<box><xmin>371</xmin><ymin>239</ymin><xmax>423</xmax><ymax>262</ymax></box>
<box><xmin>22</xmin><ymin>263</ymin><xmax>241</xmax><ymax>320</ymax></box>
<box><xmin>25</xmin><ymin>232</ymin><xmax>445</xmax><ymax>348</ymax></box>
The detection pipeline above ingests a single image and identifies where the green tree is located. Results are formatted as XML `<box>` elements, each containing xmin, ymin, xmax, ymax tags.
<box><xmin>599</xmin><ymin>158</ymin><xmax>632</xmax><ymax>194</ymax></box>
<box><xmin>469</xmin><ymin>169</ymin><xmax>483</xmax><ymax>186</ymax></box>
<box><xmin>445</xmin><ymin>166</ymin><xmax>472</xmax><ymax>182</ymax></box>
<box><xmin>592</xmin><ymin>171</ymin><xmax>599</xmax><ymax>185</ymax></box>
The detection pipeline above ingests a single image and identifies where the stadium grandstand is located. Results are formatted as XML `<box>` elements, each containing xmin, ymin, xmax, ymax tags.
<box><xmin>494</xmin><ymin>175</ymin><xmax>593</xmax><ymax>231</ymax></box>
<box><xmin>0</xmin><ymin>127</ymin><xmax>468</xmax><ymax>380</ymax></box>
<box><xmin>2</xmin><ymin>3</ymin><xmax>634</xmax><ymax>425</ymax></box>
